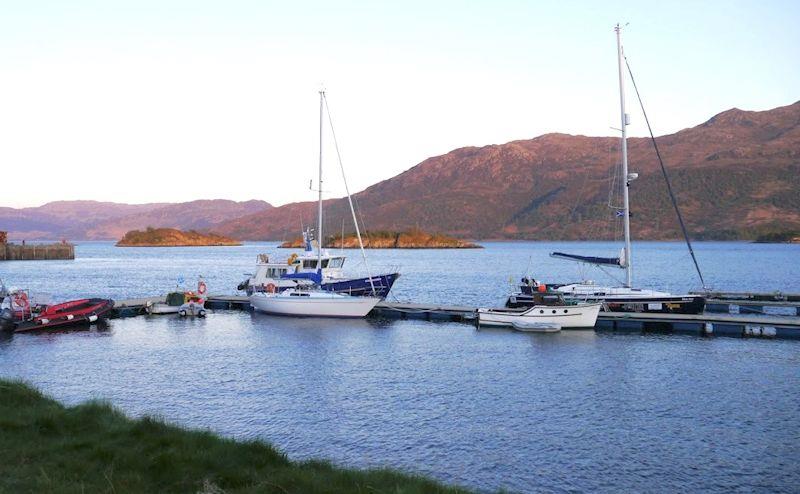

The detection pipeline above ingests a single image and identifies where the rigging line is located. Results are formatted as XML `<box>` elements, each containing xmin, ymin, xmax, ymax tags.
<box><xmin>624</xmin><ymin>56</ymin><xmax>708</xmax><ymax>291</ymax></box>
<box><xmin>321</xmin><ymin>93</ymin><xmax>376</xmax><ymax>295</ymax></box>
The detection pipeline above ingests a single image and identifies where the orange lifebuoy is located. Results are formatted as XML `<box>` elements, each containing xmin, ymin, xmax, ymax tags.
<box><xmin>537</xmin><ymin>284</ymin><xmax>547</xmax><ymax>293</ymax></box>
<box><xmin>265</xmin><ymin>283</ymin><xmax>276</xmax><ymax>294</ymax></box>
<box><xmin>197</xmin><ymin>281</ymin><xmax>207</xmax><ymax>296</ymax></box>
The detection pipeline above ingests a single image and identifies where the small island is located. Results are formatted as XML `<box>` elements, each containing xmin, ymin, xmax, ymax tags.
<box><xmin>754</xmin><ymin>231</ymin><xmax>800</xmax><ymax>244</ymax></box>
<box><xmin>116</xmin><ymin>227</ymin><xmax>242</xmax><ymax>247</ymax></box>
<box><xmin>280</xmin><ymin>228</ymin><xmax>482</xmax><ymax>249</ymax></box>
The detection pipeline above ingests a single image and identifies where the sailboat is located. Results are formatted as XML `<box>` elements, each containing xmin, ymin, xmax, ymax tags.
<box><xmin>249</xmin><ymin>91</ymin><xmax>381</xmax><ymax>318</ymax></box>
<box><xmin>507</xmin><ymin>25</ymin><xmax>705</xmax><ymax>315</ymax></box>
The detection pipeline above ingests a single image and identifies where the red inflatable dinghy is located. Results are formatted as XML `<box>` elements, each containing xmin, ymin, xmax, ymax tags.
<box><xmin>14</xmin><ymin>298</ymin><xmax>115</xmax><ymax>333</ymax></box>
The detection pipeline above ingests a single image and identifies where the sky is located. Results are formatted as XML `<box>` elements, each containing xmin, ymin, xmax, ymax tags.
<box><xmin>1</xmin><ymin>0</ymin><xmax>798</xmax><ymax>208</ymax></box>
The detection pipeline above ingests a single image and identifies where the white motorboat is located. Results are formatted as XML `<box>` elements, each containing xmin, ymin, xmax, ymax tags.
<box><xmin>478</xmin><ymin>302</ymin><xmax>601</xmax><ymax>329</ymax></box>
<box><xmin>250</xmin><ymin>288</ymin><xmax>379</xmax><ymax>318</ymax></box>
<box><xmin>249</xmin><ymin>90</ymin><xmax>382</xmax><ymax>318</ymax></box>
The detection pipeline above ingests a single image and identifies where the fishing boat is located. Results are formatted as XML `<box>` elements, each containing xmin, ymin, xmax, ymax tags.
<box><xmin>237</xmin><ymin>230</ymin><xmax>399</xmax><ymax>298</ymax></box>
<box><xmin>249</xmin><ymin>90</ymin><xmax>380</xmax><ymax>318</ymax></box>
<box><xmin>14</xmin><ymin>298</ymin><xmax>115</xmax><ymax>333</ymax></box>
<box><xmin>479</xmin><ymin>290</ymin><xmax>601</xmax><ymax>329</ymax></box>
<box><xmin>507</xmin><ymin>25</ymin><xmax>705</xmax><ymax>315</ymax></box>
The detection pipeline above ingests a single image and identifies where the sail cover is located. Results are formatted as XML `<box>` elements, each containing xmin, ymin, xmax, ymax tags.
<box><xmin>550</xmin><ymin>251</ymin><xmax>624</xmax><ymax>268</ymax></box>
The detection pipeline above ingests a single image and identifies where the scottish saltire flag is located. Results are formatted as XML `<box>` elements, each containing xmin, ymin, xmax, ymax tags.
<box><xmin>615</xmin><ymin>210</ymin><xmax>625</xmax><ymax>217</ymax></box>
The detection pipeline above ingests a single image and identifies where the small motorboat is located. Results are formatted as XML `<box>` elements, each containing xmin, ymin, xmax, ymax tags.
<box><xmin>511</xmin><ymin>321</ymin><xmax>562</xmax><ymax>333</ymax></box>
<box><xmin>146</xmin><ymin>278</ymin><xmax>208</xmax><ymax>316</ymax></box>
<box><xmin>178</xmin><ymin>293</ymin><xmax>207</xmax><ymax>317</ymax></box>
<box><xmin>14</xmin><ymin>298</ymin><xmax>115</xmax><ymax>333</ymax></box>
<box><xmin>478</xmin><ymin>290</ymin><xmax>601</xmax><ymax>329</ymax></box>
<box><xmin>146</xmin><ymin>292</ymin><xmax>188</xmax><ymax>315</ymax></box>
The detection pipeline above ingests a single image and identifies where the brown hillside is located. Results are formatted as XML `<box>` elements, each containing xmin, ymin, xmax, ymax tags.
<box><xmin>214</xmin><ymin>101</ymin><xmax>800</xmax><ymax>240</ymax></box>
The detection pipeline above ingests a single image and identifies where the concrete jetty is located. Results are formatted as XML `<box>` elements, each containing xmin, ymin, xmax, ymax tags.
<box><xmin>0</xmin><ymin>232</ymin><xmax>75</xmax><ymax>261</ymax></box>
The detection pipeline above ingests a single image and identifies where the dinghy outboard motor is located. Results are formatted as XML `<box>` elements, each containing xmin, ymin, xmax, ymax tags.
<box><xmin>0</xmin><ymin>308</ymin><xmax>15</xmax><ymax>332</ymax></box>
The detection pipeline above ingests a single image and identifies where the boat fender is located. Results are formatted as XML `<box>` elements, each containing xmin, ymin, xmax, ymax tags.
<box><xmin>66</xmin><ymin>314</ymin><xmax>74</xmax><ymax>320</ymax></box>
<box><xmin>88</xmin><ymin>314</ymin><xmax>98</xmax><ymax>323</ymax></box>
<box><xmin>266</xmin><ymin>283</ymin><xmax>277</xmax><ymax>294</ymax></box>
<box><xmin>40</xmin><ymin>318</ymin><xmax>50</xmax><ymax>325</ymax></box>
<box><xmin>197</xmin><ymin>281</ymin><xmax>207</xmax><ymax>296</ymax></box>
<box><xmin>179</xmin><ymin>310</ymin><xmax>187</xmax><ymax>317</ymax></box>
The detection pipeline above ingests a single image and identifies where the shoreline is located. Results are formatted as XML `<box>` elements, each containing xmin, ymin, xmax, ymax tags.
<box><xmin>0</xmin><ymin>379</ymin><xmax>469</xmax><ymax>493</ymax></box>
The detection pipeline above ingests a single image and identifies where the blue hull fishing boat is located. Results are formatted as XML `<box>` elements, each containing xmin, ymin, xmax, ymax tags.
<box><xmin>238</xmin><ymin>229</ymin><xmax>400</xmax><ymax>298</ymax></box>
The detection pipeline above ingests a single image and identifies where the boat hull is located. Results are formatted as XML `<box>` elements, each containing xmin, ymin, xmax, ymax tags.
<box><xmin>478</xmin><ymin>303</ymin><xmax>601</xmax><ymax>329</ymax></box>
<box><xmin>14</xmin><ymin>298</ymin><xmax>115</xmax><ymax>333</ymax></box>
<box><xmin>249</xmin><ymin>292</ymin><xmax>379</xmax><ymax>318</ymax></box>
<box><xmin>146</xmin><ymin>303</ymin><xmax>181</xmax><ymax>315</ymax></box>
<box><xmin>244</xmin><ymin>272</ymin><xmax>400</xmax><ymax>299</ymax></box>
<box><xmin>508</xmin><ymin>290</ymin><xmax>705</xmax><ymax>314</ymax></box>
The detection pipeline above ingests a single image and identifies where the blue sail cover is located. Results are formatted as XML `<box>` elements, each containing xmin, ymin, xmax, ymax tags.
<box><xmin>550</xmin><ymin>251</ymin><xmax>622</xmax><ymax>268</ymax></box>
<box><xmin>281</xmin><ymin>270</ymin><xmax>322</xmax><ymax>284</ymax></box>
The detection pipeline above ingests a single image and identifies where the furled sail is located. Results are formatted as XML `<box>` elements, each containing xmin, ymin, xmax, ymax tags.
<box><xmin>550</xmin><ymin>247</ymin><xmax>627</xmax><ymax>269</ymax></box>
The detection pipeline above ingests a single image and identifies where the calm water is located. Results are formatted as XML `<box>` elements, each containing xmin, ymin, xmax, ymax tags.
<box><xmin>1</xmin><ymin>241</ymin><xmax>799</xmax><ymax>493</ymax></box>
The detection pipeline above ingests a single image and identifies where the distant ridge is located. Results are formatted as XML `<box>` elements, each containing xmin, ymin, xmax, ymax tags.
<box><xmin>213</xmin><ymin>100</ymin><xmax>800</xmax><ymax>241</ymax></box>
<box><xmin>0</xmin><ymin>200</ymin><xmax>271</xmax><ymax>240</ymax></box>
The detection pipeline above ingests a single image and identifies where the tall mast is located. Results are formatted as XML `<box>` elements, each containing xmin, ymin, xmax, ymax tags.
<box><xmin>615</xmin><ymin>23</ymin><xmax>633</xmax><ymax>288</ymax></box>
<box><xmin>317</xmin><ymin>90</ymin><xmax>324</xmax><ymax>274</ymax></box>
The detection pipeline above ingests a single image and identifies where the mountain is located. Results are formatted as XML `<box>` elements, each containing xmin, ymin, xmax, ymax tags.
<box><xmin>0</xmin><ymin>200</ymin><xmax>271</xmax><ymax>240</ymax></box>
<box><xmin>84</xmin><ymin>200</ymin><xmax>271</xmax><ymax>240</ymax></box>
<box><xmin>214</xmin><ymin>100</ymin><xmax>800</xmax><ymax>241</ymax></box>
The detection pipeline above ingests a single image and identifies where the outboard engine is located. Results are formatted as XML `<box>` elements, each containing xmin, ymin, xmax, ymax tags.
<box><xmin>0</xmin><ymin>308</ymin><xmax>15</xmax><ymax>332</ymax></box>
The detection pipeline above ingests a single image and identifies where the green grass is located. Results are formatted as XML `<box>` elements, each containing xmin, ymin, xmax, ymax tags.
<box><xmin>0</xmin><ymin>380</ymin><xmax>470</xmax><ymax>493</ymax></box>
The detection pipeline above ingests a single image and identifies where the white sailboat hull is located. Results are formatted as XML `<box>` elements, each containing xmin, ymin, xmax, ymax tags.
<box><xmin>249</xmin><ymin>291</ymin><xmax>380</xmax><ymax>318</ymax></box>
<box><xmin>478</xmin><ymin>302</ymin><xmax>601</xmax><ymax>329</ymax></box>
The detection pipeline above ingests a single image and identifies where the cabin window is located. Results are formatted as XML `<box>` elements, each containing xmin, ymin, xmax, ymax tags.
<box><xmin>329</xmin><ymin>257</ymin><xmax>344</xmax><ymax>268</ymax></box>
<box><xmin>303</xmin><ymin>260</ymin><xmax>317</xmax><ymax>269</ymax></box>
<box><xmin>321</xmin><ymin>259</ymin><xmax>329</xmax><ymax>268</ymax></box>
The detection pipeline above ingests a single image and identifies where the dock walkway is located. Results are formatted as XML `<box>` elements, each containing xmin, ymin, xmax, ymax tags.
<box><xmin>112</xmin><ymin>294</ymin><xmax>800</xmax><ymax>340</ymax></box>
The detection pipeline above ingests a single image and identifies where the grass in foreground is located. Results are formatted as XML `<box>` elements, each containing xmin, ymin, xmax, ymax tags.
<box><xmin>0</xmin><ymin>380</ymin><xmax>469</xmax><ymax>493</ymax></box>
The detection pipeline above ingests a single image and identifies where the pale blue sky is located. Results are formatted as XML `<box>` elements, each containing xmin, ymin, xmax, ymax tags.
<box><xmin>1</xmin><ymin>1</ymin><xmax>797</xmax><ymax>207</ymax></box>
